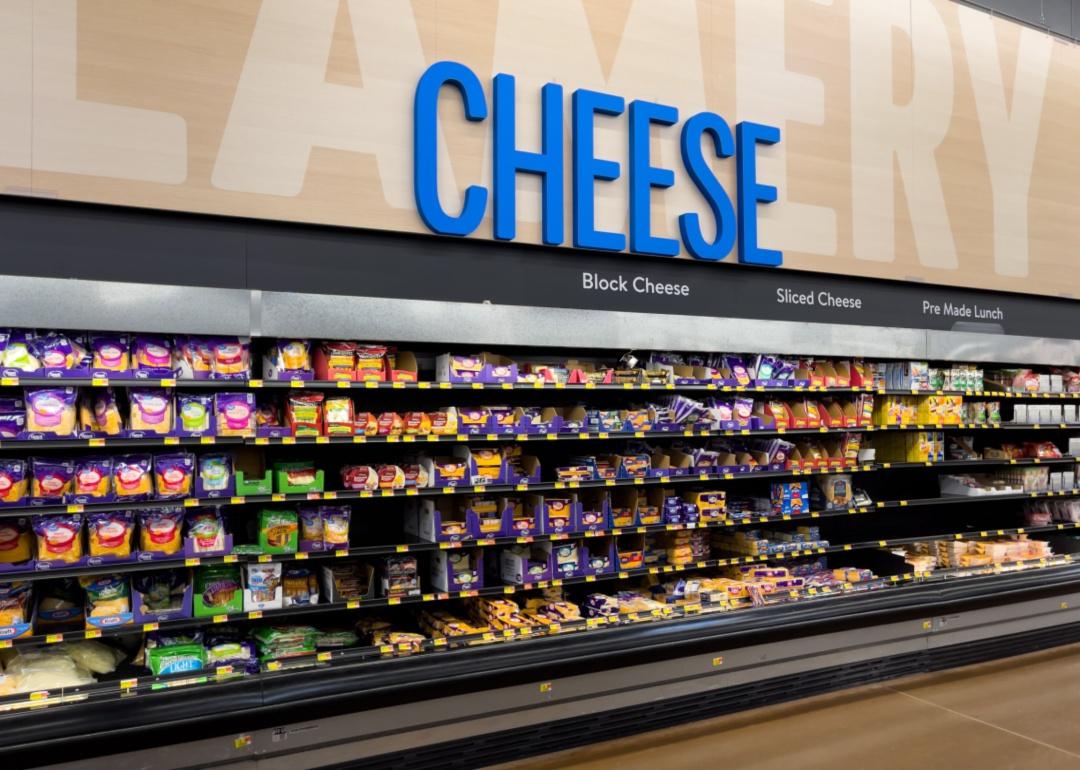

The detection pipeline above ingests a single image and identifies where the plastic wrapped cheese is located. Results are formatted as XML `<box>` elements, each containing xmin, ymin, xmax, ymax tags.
<box><xmin>61</xmin><ymin>640</ymin><xmax>124</xmax><ymax>675</ymax></box>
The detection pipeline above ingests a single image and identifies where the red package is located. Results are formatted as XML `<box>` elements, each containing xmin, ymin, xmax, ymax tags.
<box><xmin>354</xmin><ymin>412</ymin><xmax>378</xmax><ymax>436</ymax></box>
<box><xmin>376</xmin><ymin>412</ymin><xmax>403</xmax><ymax>436</ymax></box>
<box><xmin>286</xmin><ymin>392</ymin><xmax>324</xmax><ymax>436</ymax></box>
<box><xmin>315</xmin><ymin>342</ymin><xmax>357</xmax><ymax>381</ymax></box>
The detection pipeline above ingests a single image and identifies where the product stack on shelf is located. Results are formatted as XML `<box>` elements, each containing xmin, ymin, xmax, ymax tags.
<box><xmin>0</xmin><ymin>329</ymin><xmax>1075</xmax><ymax>711</ymax></box>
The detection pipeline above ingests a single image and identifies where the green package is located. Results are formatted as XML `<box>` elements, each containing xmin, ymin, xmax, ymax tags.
<box><xmin>258</xmin><ymin>509</ymin><xmax>298</xmax><ymax>554</ymax></box>
<box><xmin>148</xmin><ymin>643</ymin><xmax>206</xmax><ymax>675</ymax></box>
<box><xmin>193</xmin><ymin>564</ymin><xmax>243</xmax><ymax>617</ymax></box>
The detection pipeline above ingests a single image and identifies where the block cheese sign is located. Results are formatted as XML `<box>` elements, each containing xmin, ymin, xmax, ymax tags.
<box><xmin>0</xmin><ymin>1</ymin><xmax>1074</xmax><ymax>297</ymax></box>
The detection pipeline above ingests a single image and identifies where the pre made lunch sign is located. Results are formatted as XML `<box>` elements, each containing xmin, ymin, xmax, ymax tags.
<box><xmin>0</xmin><ymin>196</ymin><xmax>1076</xmax><ymax>339</ymax></box>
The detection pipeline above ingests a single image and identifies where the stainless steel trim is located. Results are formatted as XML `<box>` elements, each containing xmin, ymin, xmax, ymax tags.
<box><xmin>0</xmin><ymin>274</ymin><xmax>1076</xmax><ymax>365</ymax></box>
<box><xmin>0</xmin><ymin>276</ymin><xmax>250</xmax><ymax>336</ymax></box>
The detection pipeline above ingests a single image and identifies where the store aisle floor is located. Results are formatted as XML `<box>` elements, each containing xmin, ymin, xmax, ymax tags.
<box><xmin>485</xmin><ymin>644</ymin><xmax>1080</xmax><ymax>770</ymax></box>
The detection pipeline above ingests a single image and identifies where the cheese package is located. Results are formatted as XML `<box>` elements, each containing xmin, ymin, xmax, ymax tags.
<box><xmin>30</xmin><ymin>458</ymin><xmax>75</xmax><ymax>502</ymax></box>
<box><xmin>25</xmin><ymin>387</ymin><xmax>78</xmax><ymax>436</ymax></box>
<box><xmin>79</xmin><ymin>389</ymin><xmax>123</xmax><ymax>435</ymax></box>
<box><xmin>298</xmin><ymin>505</ymin><xmax>351</xmax><ymax>550</ymax></box>
<box><xmin>33</xmin><ymin>514</ymin><xmax>83</xmax><ymax>563</ymax></box>
<box><xmin>198</xmin><ymin>454</ymin><xmax>233</xmax><ymax>494</ymax></box>
<box><xmin>132</xmin><ymin>336</ymin><xmax>174</xmax><ymax>374</ymax></box>
<box><xmin>286</xmin><ymin>392</ymin><xmax>324</xmax><ymax>436</ymax></box>
<box><xmin>0</xmin><ymin>460</ymin><xmax>28</xmax><ymax>506</ymax></box>
<box><xmin>259</xmin><ymin>509</ymin><xmax>298</xmax><ymax>554</ymax></box>
<box><xmin>176</xmin><ymin>393</ymin><xmax>213</xmax><ymax>434</ymax></box>
<box><xmin>341</xmin><ymin>465</ymin><xmax>378</xmax><ymax>491</ymax></box>
<box><xmin>139</xmin><ymin>508</ymin><xmax>183</xmax><ymax>554</ymax></box>
<box><xmin>215</xmin><ymin>392</ymin><xmax>256</xmax><ymax>437</ymax></box>
<box><xmin>210</xmin><ymin>337</ymin><xmax>250</xmax><ymax>378</ymax></box>
<box><xmin>324</xmin><ymin>397</ymin><xmax>355</xmax><ymax>435</ymax></box>
<box><xmin>129</xmin><ymin>388</ymin><xmax>173</xmax><ymax>435</ymax></box>
<box><xmin>0</xmin><ymin>518</ymin><xmax>32</xmax><ymax>564</ymax></box>
<box><xmin>72</xmin><ymin>457</ymin><xmax>114</xmax><ymax>502</ymax></box>
<box><xmin>186</xmin><ymin>509</ymin><xmax>226</xmax><ymax>553</ymax></box>
<box><xmin>80</xmin><ymin>574</ymin><xmax>131</xmax><ymax>622</ymax></box>
<box><xmin>87</xmin><ymin>511</ymin><xmax>134</xmax><ymax>558</ymax></box>
<box><xmin>90</xmin><ymin>334</ymin><xmax>130</xmax><ymax>373</ymax></box>
<box><xmin>113</xmin><ymin>455</ymin><xmax>153</xmax><ymax>500</ymax></box>
<box><xmin>154</xmin><ymin>452</ymin><xmax>194</xmax><ymax>499</ymax></box>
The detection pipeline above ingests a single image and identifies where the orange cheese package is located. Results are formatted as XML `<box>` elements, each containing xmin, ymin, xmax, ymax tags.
<box><xmin>113</xmin><ymin>455</ymin><xmax>153</xmax><ymax>500</ymax></box>
<box><xmin>87</xmin><ymin>511</ymin><xmax>134</xmax><ymax>558</ymax></box>
<box><xmin>25</xmin><ymin>387</ymin><xmax>78</xmax><ymax>436</ymax></box>
<box><xmin>0</xmin><ymin>518</ymin><xmax>32</xmax><ymax>564</ymax></box>
<box><xmin>72</xmin><ymin>457</ymin><xmax>114</xmax><ymax>502</ymax></box>
<box><xmin>32</xmin><ymin>514</ymin><xmax>84</xmax><ymax>564</ymax></box>
<box><xmin>210</xmin><ymin>337</ymin><xmax>250</xmax><ymax>378</ymax></box>
<box><xmin>79</xmin><ymin>389</ymin><xmax>123</xmax><ymax>435</ymax></box>
<box><xmin>139</xmin><ymin>509</ymin><xmax>184</xmax><ymax>554</ymax></box>
<box><xmin>30</xmin><ymin>458</ymin><xmax>74</xmax><ymax>502</ymax></box>
<box><xmin>128</xmin><ymin>388</ymin><xmax>173</xmax><ymax>435</ymax></box>
<box><xmin>0</xmin><ymin>460</ymin><xmax>28</xmax><ymax>506</ymax></box>
<box><xmin>154</xmin><ymin>453</ymin><xmax>195</xmax><ymax>499</ymax></box>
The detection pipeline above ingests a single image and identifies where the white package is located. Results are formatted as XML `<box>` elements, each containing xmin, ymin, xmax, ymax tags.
<box><xmin>1014</xmin><ymin>404</ymin><xmax>1028</xmax><ymax>424</ymax></box>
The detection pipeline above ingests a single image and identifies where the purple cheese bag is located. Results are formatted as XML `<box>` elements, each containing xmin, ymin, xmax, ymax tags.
<box><xmin>0</xmin><ymin>460</ymin><xmax>27</xmax><ymax>506</ymax></box>
<box><xmin>30</xmin><ymin>458</ymin><xmax>75</xmax><ymax>501</ymax></box>
<box><xmin>214</xmin><ymin>393</ymin><xmax>255</xmax><ymax>436</ymax></box>
<box><xmin>113</xmin><ymin>454</ymin><xmax>153</xmax><ymax>501</ymax></box>
<box><xmin>129</xmin><ymin>388</ymin><xmax>173</xmax><ymax>435</ymax></box>
<box><xmin>132</xmin><ymin>335</ymin><xmax>175</xmax><ymax>377</ymax></box>
<box><xmin>175</xmin><ymin>393</ymin><xmax>213</xmax><ymax>435</ymax></box>
<box><xmin>71</xmin><ymin>457</ymin><xmax>114</xmax><ymax>503</ymax></box>
<box><xmin>25</xmin><ymin>387</ymin><xmax>78</xmax><ymax>436</ymax></box>
<box><xmin>90</xmin><ymin>334</ymin><xmax>130</xmax><ymax>375</ymax></box>
<box><xmin>0</xmin><ymin>398</ymin><xmax>25</xmax><ymax>438</ymax></box>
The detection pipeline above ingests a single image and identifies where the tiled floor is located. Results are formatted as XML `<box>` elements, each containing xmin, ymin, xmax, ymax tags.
<box><xmin>485</xmin><ymin>645</ymin><xmax>1080</xmax><ymax>770</ymax></box>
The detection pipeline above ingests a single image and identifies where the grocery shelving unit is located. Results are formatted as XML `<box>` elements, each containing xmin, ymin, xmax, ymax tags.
<box><xmin>5</xmin><ymin>197</ymin><xmax>1080</xmax><ymax>770</ymax></box>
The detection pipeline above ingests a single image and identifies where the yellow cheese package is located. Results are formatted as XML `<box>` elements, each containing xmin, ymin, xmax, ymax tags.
<box><xmin>0</xmin><ymin>460</ymin><xmax>28</xmax><ymax>506</ymax></box>
<box><xmin>128</xmin><ymin>388</ymin><xmax>173</xmax><ymax>435</ymax></box>
<box><xmin>79</xmin><ymin>574</ymin><xmax>132</xmax><ymax>624</ymax></box>
<box><xmin>113</xmin><ymin>455</ymin><xmax>153</xmax><ymax>500</ymax></box>
<box><xmin>72</xmin><ymin>457</ymin><xmax>113</xmax><ymax>502</ymax></box>
<box><xmin>0</xmin><ymin>518</ymin><xmax>32</xmax><ymax>564</ymax></box>
<box><xmin>139</xmin><ymin>508</ymin><xmax>183</xmax><ymax>555</ymax></box>
<box><xmin>32</xmin><ymin>513</ymin><xmax>84</xmax><ymax>564</ymax></box>
<box><xmin>30</xmin><ymin>458</ymin><xmax>74</xmax><ymax>503</ymax></box>
<box><xmin>79</xmin><ymin>389</ymin><xmax>123</xmax><ymax>435</ymax></box>
<box><xmin>25</xmin><ymin>387</ymin><xmax>78</xmax><ymax>436</ymax></box>
<box><xmin>87</xmin><ymin>511</ymin><xmax>135</xmax><ymax>558</ymax></box>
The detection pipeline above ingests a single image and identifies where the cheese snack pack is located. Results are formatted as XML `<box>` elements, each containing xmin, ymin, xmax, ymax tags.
<box><xmin>198</xmin><ymin>453</ymin><xmax>233</xmax><ymax>493</ymax></box>
<box><xmin>34</xmin><ymin>332</ymin><xmax>87</xmax><ymax>370</ymax></box>
<box><xmin>87</xmin><ymin>511</ymin><xmax>134</xmax><ymax>558</ymax></box>
<box><xmin>139</xmin><ymin>508</ymin><xmax>183</xmax><ymax>554</ymax></box>
<box><xmin>113</xmin><ymin>455</ymin><xmax>152</xmax><ymax>500</ymax></box>
<box><xmin>33</xmin><ymin>514</ymin><xmax>84</xmax><ymax>563</ymax></box>
<box><xmin>25</xmin><ymin>387</ymin><xmax>78</xmax><ymax>435</ymax></box>
<box><xmin>0</xmin><ymin>460</ymin><xmax>28</xmax><ymax>506</ymax></box>
<box><xmin>129</xmin><ymin>388</ymin><xmax>173</xmax><ymax>435</ymax></box>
